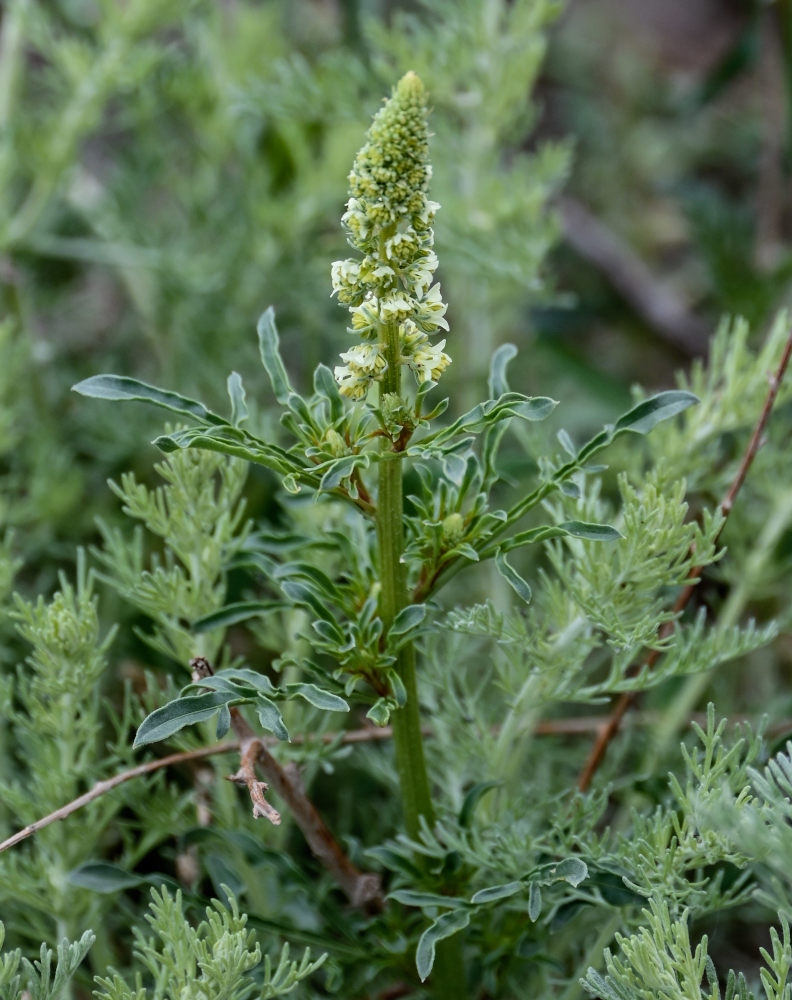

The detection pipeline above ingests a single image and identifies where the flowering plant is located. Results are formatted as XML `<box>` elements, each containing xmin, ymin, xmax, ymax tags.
<box><xmin>65</xmin><ymin>72</ymin><xmax>786</xmax><ymax>999</ymax></box>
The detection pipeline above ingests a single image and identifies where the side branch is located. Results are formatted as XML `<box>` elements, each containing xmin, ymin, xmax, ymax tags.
<box><xmin>0</xmin><ymin>742</ymin><xmax>238</xmax><ymax>854</ymax></box>
<box><xmin>577</xmin><ymin>325</ymin><xmax>792</xmax><ymax>792</ymax></box>
<box><xmin>0</xmin><ymin>726</ymin><xmax>420</xmax><ymax>857</ymax></box>
<box><xmin>190</xmin><ymin>657</ymin><xmax>383</xmax><ymax>911</ymax></box>
<box><xmin>5</xmin><ymin>711</ymin><xmax>790</xmax><ymax>856</ymax></box>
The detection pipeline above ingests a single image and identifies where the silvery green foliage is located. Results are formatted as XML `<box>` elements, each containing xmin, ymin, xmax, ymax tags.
<box><xmin>94</xmin><ymin>888</ymin><xmax>324</xmax><ymax>1000</ymax></box>
<box><xmin>579</xmin><ymin>717</ymin><xmax>792</xmax><ymax>1000</ymax></box>
<box><xmin>0</xmin><ymin>552</ymin><xmax>193</xmax><ymax>962</ymax></box>
<box><xmin>442</xmin><ymin>465</ymin><xmax>775</xmax><ymax>711</ymax></box>
<box><xmin>0</xmin><ymin>557</ymin><xmax>118</xmax><ymax>946</ymax></box>
<box><xmin>581</xmin><ymin>900</ymin><xmax>791</xmax><ymax>1000</ymax></box>
<box><xmin>0</xmin><ymin>922</ymin><xmax>94</xmax><ymax>1000</ymax></box>
<box><xmin>607</xmin><ymin>708</ymin><xmax>763</xmax><ymax>910</ymax></box>
<box><xmin>93</xmin><ymin>448</ymin><xmax>250</xmax><ymax>665</ymax></box>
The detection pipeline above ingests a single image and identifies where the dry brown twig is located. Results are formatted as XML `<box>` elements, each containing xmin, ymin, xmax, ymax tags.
<box><xmin>189</xmin><ymin>656</ymin><xmax>383</xmax><ymax>911</ymax></box>
<box><xmin>0</xmin><ymin>724</ymin><xmax>424</xmax><ymax>857</ymax></box>
<box><xmin>577</xmin><ymin>324</ymin><xmax>792</xmax><ymax>792</ymax></box>
<box><xmin>0</xmin><ymin>741</ymin><xmax>238</xmax><ymax>855</ymax></box>
<box><xmin>227</xmin><ymin>739</ymin><xmax>282</xmax><ymax>825</ymax></box>
<box><xmin>4</xmin><ymin>708</ymin><xmax>791</xmax><ymax>858</ymax></box>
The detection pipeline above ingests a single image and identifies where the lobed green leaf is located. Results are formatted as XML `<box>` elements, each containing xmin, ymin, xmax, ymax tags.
<box><xmin>416</xmin><ymin>910</ymin><xmax>472</xmax><ymax>981</ymax></box>
<box><xmin>286</xmin><ymin>683</ymin><xmax>349</xmax><ymax>712</ymax></box>
<box><xmin>494</xmin><ymin>551</ymin><xmax>532</xmax><ymax>603</ymax></box>
<box><xmin>256</xmin><ymin>695</ymin><xmax>290</xmax><ymax>741</ymax></box>
<box><xmin>133</xmin><ymin>692</ymin><xmax>234</xmax><ymax>748</ymax></box>
<box><xmin>470</xmin><ymin>881</ymin><xmax>523</xmax><ymax>905</ymax></box>
<box><xmin>72</xmin><ymin>375</ymin><xmax>227</xmax><ymax>425</ymax></box>
<box><xmin>257</xmin><ymin>307</ymin><xmax>293</xmax><ymax>405</ymax></box>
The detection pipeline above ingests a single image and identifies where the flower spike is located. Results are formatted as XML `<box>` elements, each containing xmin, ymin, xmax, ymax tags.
<box><xmin>331</xmin><ymin>72</ymin><xmax>450</xmax><ymax>399</ymax></box>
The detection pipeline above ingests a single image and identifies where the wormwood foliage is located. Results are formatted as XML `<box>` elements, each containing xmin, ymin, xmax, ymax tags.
<box><xmin>94</xmin><ymin>447</ymin><xmax>251</xmax><ymax>666</ymax></box>
<box><xmin>581</xmin><ymin>900</ymin><xmax>792</xmax><ymax>1000</ymax></box>
<box><xmin>0</xmin><ymin>58</ymin><xmax>789</xmax><ymax>1000</ymax></box>
<box><xmin>94</xmin><ymin>888</ymin><xmax>325</xmax><ymax>1000</ymax></box>
<box><xmin>0</xmin><ymin>921</ymin><xmax>94</xmax><ymax>1000</ymax></box>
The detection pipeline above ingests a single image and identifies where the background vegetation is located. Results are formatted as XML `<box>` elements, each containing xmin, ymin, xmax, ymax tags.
<box><xmin>1</xmin><ymin>1</ymin><xmax>791</xmax><ymax>997</ymax></box>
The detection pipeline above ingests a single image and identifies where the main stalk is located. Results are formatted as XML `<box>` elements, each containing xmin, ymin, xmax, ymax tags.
<box><xmin>376</xmin><ymin>320</ymin><xmax>465</xmax><ymax>996</ymax></box>
<box><xmin>376</xmin><ymin>320</ymin><xmax>434</xmax><ymax>835</ymax></box>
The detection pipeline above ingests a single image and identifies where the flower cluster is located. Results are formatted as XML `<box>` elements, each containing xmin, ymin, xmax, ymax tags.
<box><xmin>331</xmin><ymin>71</ymin><xmax>450</xmax><ymax>400</ymax></box>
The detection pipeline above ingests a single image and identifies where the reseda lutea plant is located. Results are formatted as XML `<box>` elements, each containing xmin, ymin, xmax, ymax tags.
<box><xmin>74</xmin><ymin>72</ymin><xmax>696</xmax><ymax>990</ymax></box>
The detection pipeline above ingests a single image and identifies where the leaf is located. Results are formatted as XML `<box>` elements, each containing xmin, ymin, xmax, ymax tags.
<box><xmin>416</xmin><ymin>910</ymin><xmax>471</xmax><ymax>981</ymax></box>
<box><xmin>613</xmin><ymin>390</ymin><xmax>698</xmax><ymax>435</ymax></box>
<box><xmin>388</xmin><ymin>890</ymin><xmax>466</xmax><ymax>909</ymax></box>
<box><xmin>72</xmin><ymin>375</ymin><xmax>226</xmax><ymax>425</ymax></box>
<box><xmin>205</xmin><ymin>855</ymin><xmax>245</xmax><ymax>903</ymax></box>
<box><xmin>212</xmin><ymin>667</ymin><xmax>277</xmax><ymax>697</ymax></box>
<box><xmin>557</xmin><ymin>428</ymin><xmax>576</xmax><ymax>456</ymax></box>
<box><xmin>67</xmin><ymin>862</ymin><xmax>147</xmax><ymax>892</ymax></box>
<box><xmin>153</xmin><ymin>428</ymin><xmax>292</xmax><ymax>473</ymax></box>
<box><xmin>366</xmin><ymin>698</ymin><xmax>392</xmax><ymax>726</ymax></box>
<box><xmin>319</xmin><ymin>454</ymin><xmax>370</xmax><ymax>491</ymax></box>
<box><xmin>257</xmin><ymin>307</ymin><xmax>292</xmax><ymax>405</ymax></box>
<box><xmin>494</xmin><ymin>550</ymin><xmax>532</xmax><ymax>603</ymax></box>
<box><xmin>488</xmin><ymin>343</ymin><xmax>517</xmax><ymax>397</ymax></box>
<box><xmin>278</xmin><ymin>562</ymin><xmax>343</xmax><ymax>600</ymax></box>
<box><xmin>497</xmin><ymin>520</ymin><xmax>621</xmax><ymax>554</ymax></box>
<box><xmin>134</xmin><ymin>691</ymin><xmax>233</xmax><ymax>748</ymax></box>
<box><xmin>313</xmin><ymin>363</ymin><xmax>344</xmax><ymax>422</ymax></box>
<box><xmin>183</xmin><ymin>675</ymin><xmax>246</xmax><ymax>697</ymax></box>
<box><xmin>454</xmin><ymin>542</ymin><xmax>480</xmax><ymax>562</ymax></box>
<box><xmin>385</xmin><ymin>668</ymin><xmax>407</xmax><ymax>707</ymax></box>
<box><xmin>312</xmin><ymin>617</ymin><xmax>346</xmax><ymax>644</ymax></box>
<box><xmin>389</xmin><ymin>604</ymin><xmax>427</xmax><ymax>638</ymax></box>
<box><xmin>256</xmin><ymin>695</ymin><xmax>290</xmax><ymax>741</ymax></box>
<box><xmin>510</xmin><ymin>397</ymin><xmax>557</xmax><ymax>422</ymax></box>
<box><xmin>192</xmin><ymin>601</ymin><xmax>286</xmax><ymax>631</ymax></box>
<box><xmin>549</xmin><ymin>857</ymin><xmax>588</xmax><ymax>887</ymax></box>
<box><xmin>459</xmin><ymin>781</ymin><xmax>501</xmax><ymax>827</ymax></box>
<box><xmin>287</xmin><ymin>683</ymin><xmax>349</xmax><ymax>712</ymax></box>
<box><xmin>556</xmin><ymin>520</ymin><xmax>622</xmax><ymax>541</ymax></box>
<box><xmin>418</xmin><ymin>393</ymin><xmax>557</xmax><ymax>450</ymax></box>
<box><xmin>470</xmin><ymin>881</ymin><xmax>523</xmax><ymax>905</ymax></box>
<box><xmin>67</xmin><ymin>862</ymin><xmax>178</xmax><ymax>894</ymax></box>
<box><xmin>528</xmin><ymin>881</ymin><xmax>542</xmax><ymax>921</ymax></box>
<box><xmin>442</xmin><ymin>453</ymin><xmax>468</xmax><ymax>486</ymax></box>
<box><xmin>421</xmin><ymin>397</ymin><xmax>449</xmax><ymax>421</ymax></box>
<box><xmin>216</xmin><ymin>703</ymin><xmax>231</xmax><ymax>739</ymax></box>
<box><xmin>559</xmin><ymin>480</ymin><xmax>580</xmax><ymax>498</ymax></box>
<box><xmin>227</xmin><ymin>371</ymin><xmax>249</xmax><ymax>426</ymax></box>
<box><xmin>280</xmin><ymin>580</ymin><xmax>333</xmax><ymax>620</ymax></box>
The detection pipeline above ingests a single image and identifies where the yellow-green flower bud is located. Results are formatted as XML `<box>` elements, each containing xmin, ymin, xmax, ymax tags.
<box><xmin>380</xmin><ymin>392</ymin><xmax>416</xmax><ymax>434</ymax></box>
<box><xmin>323</xmin><ymin>428</ymin><xmax>347</xmax><ymax>457</ymax></box>
<box><xmin>441</xmin><ymin>513</ymin><xmax>465</xmax><ymax>545</ymax></box>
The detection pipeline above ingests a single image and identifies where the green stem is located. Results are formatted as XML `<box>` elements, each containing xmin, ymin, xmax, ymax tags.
<box><xmin>376</xmin><ymin>320</ymin><xmax>465</xmax><ymax>996</ymax></box>
<box><xmin>377</xmin><ymin>321</ymin><xmax>433</xmax><ymax>833</ymax></box>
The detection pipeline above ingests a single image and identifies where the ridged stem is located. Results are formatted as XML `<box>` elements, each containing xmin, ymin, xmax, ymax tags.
<box><xmin>377</xmin><ymin>321</ymin><xmax>433</xmax><ymax>832</ymax></box>
<box><xmin>376</xmin><ymin>320</ymin><xmax>465</xmax><ymax>996</ymax></box>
